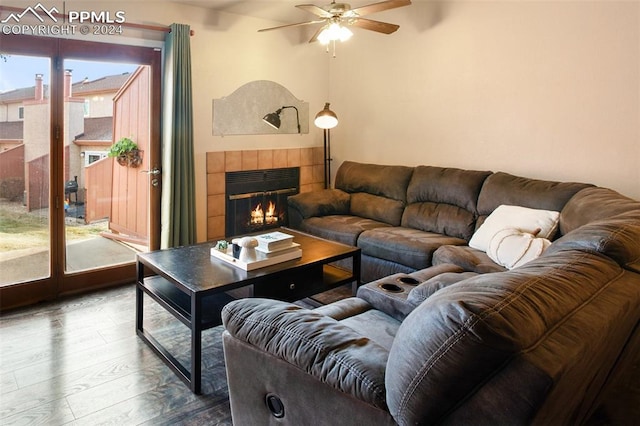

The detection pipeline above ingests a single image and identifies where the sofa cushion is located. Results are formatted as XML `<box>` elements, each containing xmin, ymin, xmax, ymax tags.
<box><xmin>401</xmin><ymin>166</ymin><xmax>491</xmax><ymax>240</ymax></box>
<box><xmin>299</xmin><ymin>215</ymin><xmax>391</xmax><ymax>246</ymax></box>
<box><xmin>351</xmin><ymin>192</ymin><xmax>405</xmax><ymax>226</ymax></box>
<box><xmin>222</xmin><ymin>298</ymin><xmax>390</xmax><ymax>410</ymax></box>
<box><xmin>401</xmin><ymin>203</ymin><xmax>478</xmax><ymax>241</ymax></box>
<box><xmin>469</xmin><ymin>205</ymin><xmax>560</xmax><ymax>252</ymax></box>
<box><xmin>335</xmin><ymin>161</ymin><xmax>414</xmax><ymax>202</ymax></box>
<box><xmin>339</xmin><ymin>309</ymin><xmax>401</xmax><ymax>351</ymax></box>
<box><xmin>406</xmin><ymin>166</ymin><xmax>491</xmax><ymax>212</ymax></box>
<box><xmin>287</xmin><ymin>189</ymin><xmax>350</xmax><ymax>219</ymax></box>
<box><xmin>476</xmin><ymin>172</ymin><xmax>592</xmax><ymax>227</ymax></box>
<box><xmin>358</xmin><ymin>227</ymin><xmax>467</xmax><ymax>270</ymax></box>
<box><xmin>432</xmin><ymin>245</ymin><xmax>506</xmax><ymax>273</ymax></box>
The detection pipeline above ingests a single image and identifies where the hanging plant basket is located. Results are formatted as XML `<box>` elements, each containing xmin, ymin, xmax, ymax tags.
<box><xmin>108</xmin><ymin>137</ymin><xmax>142</xmax><ymax>168</ymax></box>
<box><xmin>117</xmin><ymin>149</ymin><xmax>143</xmax><ymax>168</ymax></box>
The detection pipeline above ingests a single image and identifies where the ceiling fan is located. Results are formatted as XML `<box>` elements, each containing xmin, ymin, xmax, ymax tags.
<box><xmin>258</xmin><ymin>0</ymin><xmax>412</xmax><ymax>44</ymax></box>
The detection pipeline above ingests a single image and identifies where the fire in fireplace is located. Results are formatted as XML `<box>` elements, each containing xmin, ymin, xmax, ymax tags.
<box><xmin>226</xmin><ymin>167</ymin><xmax>300</xmax><ymax>237</ymax></box>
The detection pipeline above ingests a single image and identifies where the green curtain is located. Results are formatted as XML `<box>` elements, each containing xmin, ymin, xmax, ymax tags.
<box><xmin>161</xmin><ymin>23</ymin><xmax>196</xmax><ymax>248</ymax></box>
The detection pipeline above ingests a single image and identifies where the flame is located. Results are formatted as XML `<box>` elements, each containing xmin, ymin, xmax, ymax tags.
<box><xmin>250</xmin><ymin>201</ymin><xmax>278</xmax><ymax>225</ymax></box>
<box><xmin>251</xmin><ymin>203</ymin><xmax>263</xmax><ymax>224</ymax></box>
<box><xmin>266</xmin><ymin>201</ymin><xmax>277</xmax><ymax>224</ymax></box>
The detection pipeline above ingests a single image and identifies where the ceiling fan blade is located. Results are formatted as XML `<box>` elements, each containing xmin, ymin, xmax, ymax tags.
<box><xmin>350</xmin><ymin>18</ymin><xmax>400</xmax><ymax>34</ymax></box>
<box><xmin>349</xmin><ymin>0</ymin><xmax>411</xmax><ymax>17</ymax></box>
<box><xmin>308</xmin><ymin>25</ymin><xmax>325</xmax><ymax>43</ymax></box>
<box><xmin>258</xmin><ymin>20</ymin><xmax>325</xmax><ymax>32</ymax></box>
<box><xmin>296</xmin><ymin>4</ymin><xmax>333</xmax><ymax>18</ymax></box>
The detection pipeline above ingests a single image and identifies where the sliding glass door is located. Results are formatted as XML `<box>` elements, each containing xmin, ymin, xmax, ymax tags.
<box><xmin>0</xmin><ymin>35</ymin><xmax>161</xmax><ymax>310</ymax></box>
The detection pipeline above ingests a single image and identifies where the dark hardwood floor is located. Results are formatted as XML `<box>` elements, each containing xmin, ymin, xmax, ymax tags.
<box><xmin>0</xmin><ymin>284</ymin><xmax>234</xmax><ymax>425</ymax></box>
<box><xmin>1</xmin><ymin>283</ymin><xmax>638</xmax><ymax>425</ymax></box>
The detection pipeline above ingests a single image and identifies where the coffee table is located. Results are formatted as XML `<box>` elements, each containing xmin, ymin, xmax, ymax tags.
<box><xmin>135</xmin><ymin>228</ymin><xmax>361</xmax><ymax>394</ymax></box>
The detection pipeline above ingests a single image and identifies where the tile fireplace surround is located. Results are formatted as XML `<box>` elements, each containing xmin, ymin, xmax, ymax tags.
<box><xmin>206</xmin><ymin>148</ymin><xmax>326</xmax><ymax>240</ymax></box>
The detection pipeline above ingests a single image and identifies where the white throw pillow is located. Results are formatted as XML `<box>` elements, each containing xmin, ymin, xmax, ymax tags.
<box><xmin>469</xmin><ymin>205</ymin><xmax>560</xmax><ymax>252</ymax></box>
<box><xmin>487</xmin><ymin>227</ymin><xmax>551</xmax><ymax>269</ymax></box>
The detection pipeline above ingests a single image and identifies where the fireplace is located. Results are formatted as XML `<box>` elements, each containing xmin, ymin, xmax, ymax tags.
<box><xmin>225</xmin><ymin>167</ymin><xmax>300</xmax><ymax>237</ymax></box>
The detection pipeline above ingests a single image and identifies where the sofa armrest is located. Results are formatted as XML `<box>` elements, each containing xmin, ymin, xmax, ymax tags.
<box><xmin>221</xmin><ymin>298</ymin><xmax>389</xmax><ymax>409</ymax></box>
<box><xmin>287</xmin><ymin>189</ymin><xmax>351</xmax><ymax>225</ymax></box>
<box><xmin>357</xmin><ymin>264</ymin><xmax>467</xmax><ymax>321</ymax></box>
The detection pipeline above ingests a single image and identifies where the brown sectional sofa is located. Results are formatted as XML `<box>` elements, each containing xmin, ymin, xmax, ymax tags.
<box><xmin>288</xmin><ymin>161</ymin><xmax>592</xmax><ymax>282</ymax></box>
<box><xmin>221</xmin><ymin>161</ymin><xmax>640</xmax><ymax>425</ymax></box>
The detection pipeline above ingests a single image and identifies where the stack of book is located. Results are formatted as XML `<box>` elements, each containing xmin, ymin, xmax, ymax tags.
<box><xmin>210</xmin><ymin>231</ymin><xmax>301</xmax><ymax>271</ymax></box>
<box><xmin>255</xmin><ymin>231</ymin><xmax>299</xmax><ymax>253</ymax></box>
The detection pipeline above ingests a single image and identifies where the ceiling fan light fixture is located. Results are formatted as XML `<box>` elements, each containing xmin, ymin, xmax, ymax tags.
<box><xmin>339</xmin><ymin>25</ymin><xmax>353</xmax><ymax>41</ymax></box>
<box><xmin>318</xmin><ymin>22</ymin><xmax>353</xmax><ymax>45</ymax></box>
<box><xmin>314</xmin><ymin>103</ymin><xmax>339</xmax><ymax>129</ymax></box>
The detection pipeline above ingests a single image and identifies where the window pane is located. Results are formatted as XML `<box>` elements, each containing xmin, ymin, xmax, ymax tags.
<box><xmin>0</xmin><ymin>55</ymin><xmax>51</xmax><ymax>285</ymax></box>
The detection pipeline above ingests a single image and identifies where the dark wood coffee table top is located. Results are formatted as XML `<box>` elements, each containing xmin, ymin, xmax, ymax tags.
<box><xmin>137</xmin><ymin>228</ymin><xmax>359</xmax><ymax>295</ymax></box>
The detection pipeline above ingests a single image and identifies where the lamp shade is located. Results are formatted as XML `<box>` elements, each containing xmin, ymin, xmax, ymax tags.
<box><xmin>314</xmin><ymin>103</ymin><xmax>338</xmax><ymax>129</ymax></box>
<box><xmin>262</xmin><ymin>111</ymin><xmax>282</xmax><ymax>129</ymax></box>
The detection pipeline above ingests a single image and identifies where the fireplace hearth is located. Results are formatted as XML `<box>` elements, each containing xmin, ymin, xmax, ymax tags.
<box><xmin>225</xmin><ymin>167</ymin><xmax>300</xmax><ymax>237</ymax></box>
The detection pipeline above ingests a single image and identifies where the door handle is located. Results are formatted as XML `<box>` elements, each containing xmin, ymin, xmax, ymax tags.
<box><xmin>140</xmin><ymin>168</ymin><xmax>161</xmax><ymax>176</ymax></box>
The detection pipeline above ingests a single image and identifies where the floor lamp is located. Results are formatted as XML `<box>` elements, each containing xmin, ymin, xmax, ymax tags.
<box><xmin>314</xmin><ymin>103</ymin><xmax>338</xmax><ymax>189</ymax></box>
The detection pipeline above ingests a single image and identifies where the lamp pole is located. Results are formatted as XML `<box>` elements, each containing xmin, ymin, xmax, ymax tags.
<box><xmin>323</xmin><ymin>128</ymin><xmax>331</xmax><ymax>189</ymax></box>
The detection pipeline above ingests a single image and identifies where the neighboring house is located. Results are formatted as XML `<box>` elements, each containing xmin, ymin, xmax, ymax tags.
<box><xmin>0</xmin><ymin>71</ymin><xmax>132</xmax><ymax>208</ymax></box>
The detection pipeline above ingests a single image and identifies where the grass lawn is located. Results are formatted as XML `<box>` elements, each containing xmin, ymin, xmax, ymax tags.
<box><xmin>0</xmin><ymin>200</ymin><xmax>106</xmax><ymax>252</ymax></box>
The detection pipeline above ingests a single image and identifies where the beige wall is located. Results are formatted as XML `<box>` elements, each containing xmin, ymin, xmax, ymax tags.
<box><xmin>5</xmin><ymin>1</ymin><xmax>638</xmax><ymax>244</ymax></box>
<box><xmin>329</xmin><ymin>1</ymin><xmax>639</xmax><ymax>200</ymax></box>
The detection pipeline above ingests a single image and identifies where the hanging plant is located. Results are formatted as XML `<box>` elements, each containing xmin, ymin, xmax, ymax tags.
<box><xmin>108</xmin><ymin>137</ymin><xmax>142</xmax><ymax>168</ymax></box>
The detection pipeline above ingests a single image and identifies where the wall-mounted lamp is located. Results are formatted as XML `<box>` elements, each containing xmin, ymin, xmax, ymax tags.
<box><xmin>262</xmin><ymin>105</ymin><xmax>301</xmax><ymax>133</ymax></box>
<box><xmin>314</xmin><ymin>102</ymin><xmax>339</xmax><ymax>189</ymax></box>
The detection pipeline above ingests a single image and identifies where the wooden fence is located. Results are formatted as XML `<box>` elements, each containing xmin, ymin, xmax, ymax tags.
<box><xmin>84</xmin><ymin>156</ymin><xmax>113</xmax><ymax>223</ymax></box>
<box><xmin>0</xmin><ymin>144</ymin><xmax>25</xmax><ymax>201</ymax></box>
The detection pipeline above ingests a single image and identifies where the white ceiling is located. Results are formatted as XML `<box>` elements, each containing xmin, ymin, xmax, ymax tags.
<box><xmin>170</xmin><ymin>1</ymin><xmax>318</xmax><ymax>24</ymax></box>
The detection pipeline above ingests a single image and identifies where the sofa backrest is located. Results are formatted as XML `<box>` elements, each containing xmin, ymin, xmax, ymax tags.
<box><xmin>384</xmin><ymin>248</ymin><xmax>640</xmax><ymax>424</ymax></box>
<box><xmin>335</xmin><ymin>161</ymin><xmax>414</xmax><ymax>226</ymax></box>
<box><xmin>549</xmin><ymin>187</ymin><xmax>640</xmax><ymax>273</ymax></box>
<box><xmin>401</xmin><ymin>166</ymin><xmax>491</xmax><ymax>240</ymax></box>
<box><xmin>559</xmin><ymin>186</ymin><xmax>640</xmax><ymax>235</ymax></box>
<box><xmin>475</xmin><ymin>172</ymin><xmax>592</xmax><ymax>237</ymax></box>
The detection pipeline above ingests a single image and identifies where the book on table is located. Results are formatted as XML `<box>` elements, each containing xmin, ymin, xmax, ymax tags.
<box><xmin>255</xmin><ymin>231</ymin><xmax>295</xmax><ymax>251</ymax></box>
<box><xmin>210</xmin><ymin>244</ymin><xmax>301</xmax><ymax>271</ymax></box>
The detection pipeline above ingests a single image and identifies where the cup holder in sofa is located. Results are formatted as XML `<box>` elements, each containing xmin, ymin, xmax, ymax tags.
<box><xmin>379</xmin><ymin>283</ymin><xmax>404</xmax><ymax>293</ymax></box>
<box><xmin>396</xmin><ymin>276</ymin><xmax>420</xmax><ymax>285</ymax></box>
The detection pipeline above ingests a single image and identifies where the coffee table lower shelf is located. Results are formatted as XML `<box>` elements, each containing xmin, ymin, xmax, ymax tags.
<box><xmin>140</xmin><ymin>275</ymin><xmax>234</xmax><ymax>328</ymax></box>
<box><xmin>136</xmin><ymin>276</ymin><xmax>236</xmax><ymax>393</ymax></box>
